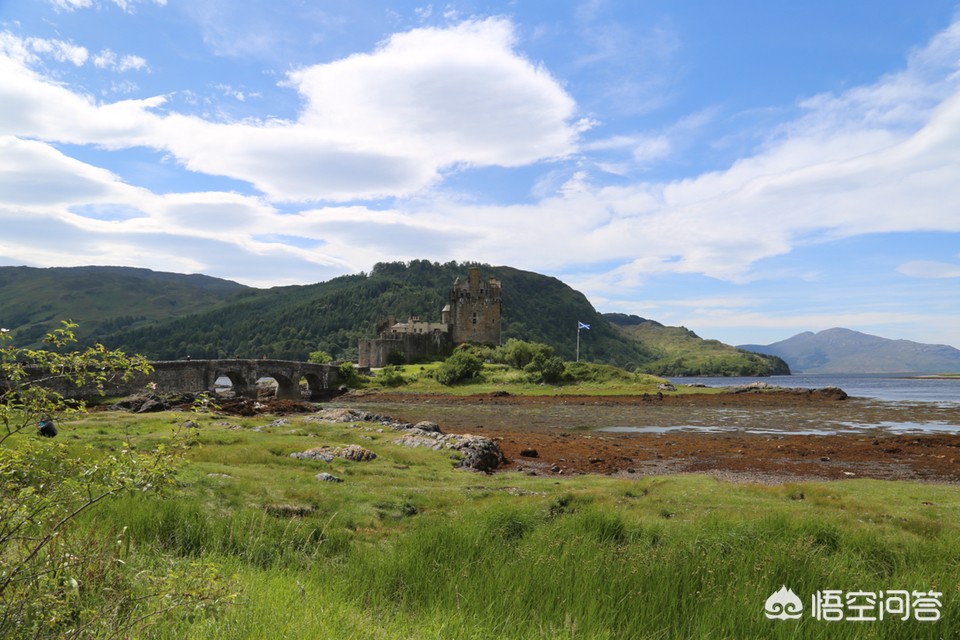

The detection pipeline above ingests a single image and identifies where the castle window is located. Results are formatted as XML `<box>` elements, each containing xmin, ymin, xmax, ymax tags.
<box><xmin>472</xmin><ymin>312</ymin><xmax>478</xmax><ymax>325</ymax></box>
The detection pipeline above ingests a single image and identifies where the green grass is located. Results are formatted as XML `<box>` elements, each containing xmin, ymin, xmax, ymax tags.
<box><xmin>365</xmin><ymin>362</ymin><xmax>693</xmax><ymax>396</ymax></box>
<box><xmin>47</xmin><ymin>410</ymin><xmax>960</xmax><ymax>638</ymax></box>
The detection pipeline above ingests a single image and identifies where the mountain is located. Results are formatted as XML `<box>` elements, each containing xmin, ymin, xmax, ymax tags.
<box><xmin>1</xmin><ymin>261</ymin><xmax>785</xmax><ymax>376</ymax></box>
<box><xmin>605</xmin><ymin>314</ymin><xmax>790</xmax><ymax>376</ymax></box>
<box><xmin>738</xmin><ymin>328</ymin><xmax>960</xmax><ymax>374</ymax></box>
<box><xmin>0</xmin><ymin>266</ymin><xmax>248</xmax><ymax>346</ymax></box>
<box><xmin>76</xmin><ymin>261</ymin><xmax>659</xmax><ymax>368</ymax></box>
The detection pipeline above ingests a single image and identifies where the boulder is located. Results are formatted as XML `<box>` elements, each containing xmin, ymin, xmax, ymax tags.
<box><xmin>393</xmin><ymin>431</ymin><xmax>504</xmax><ymax>472</ymax></box>
<box><xmin>290</xmin><ymin>444</ymin><xmax>377</xmax><ymax>462</ymax></box>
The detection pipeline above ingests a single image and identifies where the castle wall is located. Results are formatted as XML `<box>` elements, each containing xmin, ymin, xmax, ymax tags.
<box><xmin>358</xmin><ymin>333</ymin><xmax>452</xmax><ymax>368</ymax></box>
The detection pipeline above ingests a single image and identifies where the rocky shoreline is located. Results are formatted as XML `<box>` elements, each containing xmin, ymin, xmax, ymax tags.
<box><xmin>338</xmin><ymin>388</ymin><xmax>960</xmax><ymax>484</ymax></box>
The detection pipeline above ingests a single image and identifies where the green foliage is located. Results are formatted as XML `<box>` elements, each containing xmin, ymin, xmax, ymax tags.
<box><xmin>0</xmin><ymin>323</ymin><xmax>230</xmax><ymax>638</ymax></box>
<box><xmin>376</xmin><ymin>365</ymin><xmax>408</xmax><ymax>387</ymax></box>
<box><xmin>307</xmin><ymin>350</ymin><xmax>333</xmax><ymax>364</ymax></box>
<box><xmin>337</xmin><ymin>362</ymin><xmax>363</xmax><ymax>388</ymax></box>
<box><xmin>434</xmin><ymin>348</ymin><xmax>483</xmax><ymax>385</ymax></box>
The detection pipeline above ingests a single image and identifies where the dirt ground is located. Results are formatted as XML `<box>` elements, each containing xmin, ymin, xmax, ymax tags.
<box><xmin>335</xmin><ymin>390</ymin><xmax>960</xmax><ymax>484</ymax></box>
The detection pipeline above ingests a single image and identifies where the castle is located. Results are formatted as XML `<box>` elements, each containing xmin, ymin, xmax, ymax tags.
<box><xmin>357</xmin><ymin>267</ymin><xmax>502</xmax><ymax>367</ymax></box>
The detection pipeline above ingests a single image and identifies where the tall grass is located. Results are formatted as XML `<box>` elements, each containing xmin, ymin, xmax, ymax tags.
<box><xmin>59</xmin><ymin>412</ymin><xmax>960</xmax><ymax>639</ymax></box>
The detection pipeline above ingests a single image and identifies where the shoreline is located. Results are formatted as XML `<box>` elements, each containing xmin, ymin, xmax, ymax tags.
<box><xmin>338</xmin><ymin>389</ymin><xmax>960</xmax><ymax>484</ymax></box>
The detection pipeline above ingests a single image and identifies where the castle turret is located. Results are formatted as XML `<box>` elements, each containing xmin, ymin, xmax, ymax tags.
<box><xmin>449</xmin><ymin>266</ymin><xmax>501</xmax><ymax>345</ymax></box>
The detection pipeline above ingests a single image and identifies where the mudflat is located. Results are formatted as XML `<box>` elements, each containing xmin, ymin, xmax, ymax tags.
<box><xmin>339</xmin><ymin>390</ymin><xmax>960</xmax><ymax>484</ymax></box>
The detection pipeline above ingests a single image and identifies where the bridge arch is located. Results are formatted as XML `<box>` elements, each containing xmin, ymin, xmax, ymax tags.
<box><xmin>259</xmin><ymin>369</ymin><xmax>299</xmax><ymax>400</ymax></box>
<box><xmin>215</xmin><ymin>368</ymin><xmax>250</xmax><ymax>398</ymax></box>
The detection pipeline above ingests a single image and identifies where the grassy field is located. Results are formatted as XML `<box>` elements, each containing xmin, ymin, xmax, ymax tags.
<box><xmin>29</xmin><ymin>408</ymin><xmax>960</xmax><ymax>638</ymax></box>
<box><xmin>362</xmin><ymin>362</ymin><xmax>727</xmax><ymax>396</ymax></box>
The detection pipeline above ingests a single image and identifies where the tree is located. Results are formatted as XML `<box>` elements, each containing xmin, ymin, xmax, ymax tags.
<box><xmin>0</xmin><ymin>322</ymin><xmax>229</xmax><ymax>638</ymax></box>
<box><xmin>307</xmin><ymin>350</ymin><xmax>333</xmax><ymax>364</ymax></box>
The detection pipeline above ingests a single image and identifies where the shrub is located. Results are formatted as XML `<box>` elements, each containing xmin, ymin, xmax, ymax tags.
<box><xmin>337</xmin><ymin>362</ymin><xmax>363</xmax><ymax>387</ymax></box>
<box><xmin>435</xmin><ymin>350</ymin><xmax>483</xmax><ymax>386</ymax></box>
<box><xmin>377</xmin><ymin>365</ymin><xmax>407</xmax><ymax>387</ymax></box>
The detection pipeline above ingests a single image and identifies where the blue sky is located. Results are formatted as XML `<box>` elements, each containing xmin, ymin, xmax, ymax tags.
<box><xmin>2</xmin><ymin>1</ymin><xmax>960</xmax><ymax>349</ymax></box>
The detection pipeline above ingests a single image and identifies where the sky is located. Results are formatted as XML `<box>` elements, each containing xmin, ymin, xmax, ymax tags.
<box><xmin>2</xmin><ymin>1</ymin><xmax>960</xmax><ymax>349</ymax></box>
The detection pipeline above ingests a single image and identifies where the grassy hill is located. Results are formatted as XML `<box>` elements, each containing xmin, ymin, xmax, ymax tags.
<box><xmin>605</xmin><ymin>313</ymin><xmax>790</xmax><ymax>376</ymax></box>
<box><xmin>100</xmin><ymin>261</ymin><xmax>657</xmax><ymax>368</ymax></box>
<box><xmin>0</xmin><ymin>266</ymin><xmax>248</xmax><ymax>346</ymax></box>
<box><xmin>2</xmin><ymin>262</ymin><xmax>786</xmax><ymax>375</ymax></box>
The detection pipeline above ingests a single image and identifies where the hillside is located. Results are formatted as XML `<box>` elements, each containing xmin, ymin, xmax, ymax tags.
<box><xmin>0</xmin><ymin>266</ymin><xmax>248</xmax><ymax>346</ymax></box>
<box><xmin>605</xmin><ymin>314</ymin><xmax>791</xmax><ymax>376</ymax></box>
<box><xmin>100</xmin><ymin>261</ymin><xmax>658</xmax><ymax>368</ymax></box>
<box><xmin>739</xmin><ymin>328</ymin><xmax>960</xmax><ymax>373</ymax></box>
<box><xmin>2</xmin><ymin>262</ymin><xmax>788</xmax><ymax>375</ymax></box>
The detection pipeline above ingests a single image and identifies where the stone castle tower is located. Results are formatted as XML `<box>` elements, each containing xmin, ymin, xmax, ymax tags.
<box><xmin>357</xmin><ymin>266</ymin><xmax>502</xmax><ymax>367</ymax></box>
<box><xmin>445</xmin><ymin>266</ymin><xmax>502</xmax><ymax>345</ymax></box>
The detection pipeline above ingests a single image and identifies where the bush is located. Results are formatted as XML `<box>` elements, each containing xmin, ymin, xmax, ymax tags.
<box><xmin>377</xmin><ymin>365</ymin><xmax>407</xmax><ymax>387</ymax></box>
<box><xmin>435</xmin><ymin>350</ymin><xmax>483</xmax><ymax>386</ymax></box>
<box><xmin>523</xmin><ymin>350</ymin><xmax>567</xmax><ymax>384</ymax></box>
<box><xmin>337</xmin><ymin>362</ymin><xmax>363</xmax><ymax>387</ymax></box>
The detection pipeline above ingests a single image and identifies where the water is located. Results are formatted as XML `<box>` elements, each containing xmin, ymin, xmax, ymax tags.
<box><xmin>667</xmin><ymin>374</ymin><xmax>960</xmax><ymax>404</ymax></box>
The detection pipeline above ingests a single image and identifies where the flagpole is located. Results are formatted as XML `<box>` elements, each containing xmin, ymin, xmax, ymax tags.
<box><xmin>576</xmin><ymin>322</ymin><xmax>580</xmax><ymax>362</ymax></box>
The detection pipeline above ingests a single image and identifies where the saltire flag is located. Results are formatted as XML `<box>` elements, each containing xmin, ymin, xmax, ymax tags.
<box><xmin>578</xmin><ymin>322</ymin><xmax>590</xmax><ymax>330</ymax></box>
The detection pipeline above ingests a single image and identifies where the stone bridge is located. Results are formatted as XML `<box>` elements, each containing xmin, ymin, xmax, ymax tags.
<box><xmin>148</xmin><ymin>359</ymin><xmax>341</xmax><ymax>400</ymax></box>
<box><xmin>11</xmin><ymin>359</ymin><xmax>342</xmax><ymax>401</ymax></box>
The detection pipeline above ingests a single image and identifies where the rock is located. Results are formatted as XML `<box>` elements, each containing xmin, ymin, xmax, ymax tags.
<box><xmin>315</xmin><ymin>472</ymin><xmax>343</xmax><ymax>483</ymax></box>
<box><xmin>451</xmin><ymin>434</ymin><xmax>506</xmax><ymax>473</ymax></box>
<box><xmin>334</xmin><ymin>444</ymin><xmax>377</xmax><ymax>462</ymax></box>
<box><xmin>816</xmin><ymin>386</ymin><xmax>848</xmax><ymax>400</ymax></box>
<box><xmin>312</xmin><ymin>408</ymin><xmax>382</xmax><ymax>423</ymax></box>
<box><xmin>413</xmin><ymin>420</ymin><xmax>441</xmax><ymax>433</ymax></box>
<box><xmin>290</xmin><ymin>444</ymin><xmax>376</xmax><ymax>462</ymax></box>
<box><xmin>519</xmin><ymin>448</ymin><xmax>539</xmax><ymax>458</ymax></box>
<box><xmin>550</xmin><ymin>464</ymin><xmax>561</xmax><ymax>473</ymax></box>
<box><xmin>291</xmin><ymin>448</ymin><xmax>334</xmax><ymax>462</ymax></box>
<box><xmin>393</xmin><ymin>431</ymin><xmax>505</xmax><ymax>473</ymax></box>
<box><xmin>657</xmin><ymin>383</ymin><xmax>677</xmax><ymax>392</ymax></box>
<box><xmin>136</xmin><ymin>398</ymin><xmax>168</xmax><ymax>413</ymax></box>
<box><xmin>181</xmin><ymin>420</ymin><xmax>199</xmax><ymax>429</ymax></box>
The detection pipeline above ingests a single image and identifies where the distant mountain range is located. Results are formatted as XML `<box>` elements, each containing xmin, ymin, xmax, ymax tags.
<box><xmin>0</xmin><ymin>262</ymin><xmax>786</xmax><ymax>376</ymax></box>
<box><xmin>739</xmin><ymin>328</ymin><xmax>960</xmax><ymax>374</ymax></box>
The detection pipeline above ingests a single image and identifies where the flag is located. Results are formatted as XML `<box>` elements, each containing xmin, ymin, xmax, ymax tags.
<box><xmin>578</xmin><ymin>321</ymin><xmax>590</xmax><ymax>330</ymax></box>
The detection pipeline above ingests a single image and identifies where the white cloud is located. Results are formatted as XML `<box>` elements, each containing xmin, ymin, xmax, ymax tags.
<box><xmin>1</xmin><ymin>19</ymin><xmax>581</xmax><ymax>202</ymax></box>
<box><xmin>93</xmin><ymin>49</ymin><xmax>148</xmax><ymax>72</ymax></box>
<box><xmin>898</xmin><ymin>260</ymin><xmax>960</xmax><ymax>279</ymax></box>
<box><xmin>4</xmin><ymin>11</ymin><xmax>960</xmax><ymax>315</ymax></box>
<box><xmin>50</xmin><ymin>0</ymin><xmax>166</xmax><ymax>13</ymax></box>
